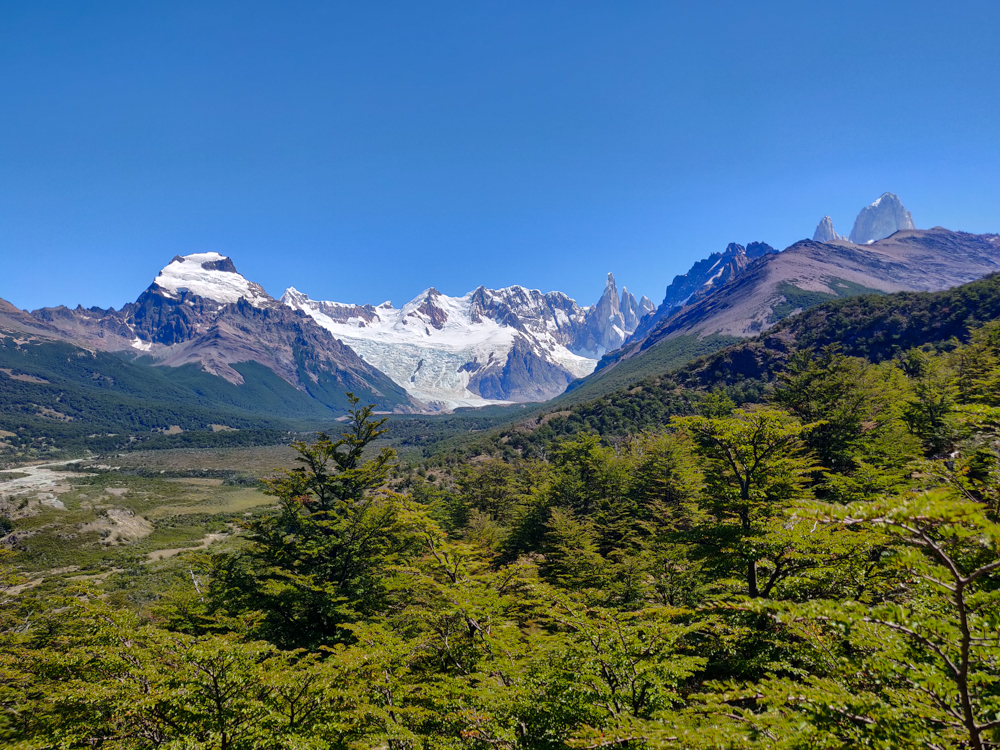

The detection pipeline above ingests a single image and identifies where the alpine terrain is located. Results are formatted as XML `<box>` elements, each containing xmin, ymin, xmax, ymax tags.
<box><xmin>574</xmin><ymin>195</ymin><xmax>1000</xmax><ymax>401</ymax></box>
<box><xmin>1</xmin><ymin>253</ymin><xmax>416</xmax><ymax>414</ymax></box>
<box><xmin>283</xmin><ymin>273</ymin><xmax>655</xmax><ymax>408</ymax></box>
<box><xmin>1</xmin><ymin>254</ymin><xmax>657</xmax><ymax>416</ymax></box>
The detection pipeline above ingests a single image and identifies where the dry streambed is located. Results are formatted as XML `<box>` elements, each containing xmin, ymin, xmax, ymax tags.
<box><xmin>0</xmin><ymin>458</ymin><xmax>276</xmax><ymax>592</ymax></box>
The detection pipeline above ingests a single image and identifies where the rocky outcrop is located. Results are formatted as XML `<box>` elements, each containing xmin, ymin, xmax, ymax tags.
<box><xmin>813</xmin><ymin>216</ymin><xmax>842</xmax><ymax>243</ymax></box>
<box><xmin>849</xmin><ymin>192</ymin><xmax>916</xmax><ymax>244</ymax></box>
<box><xmin>660</xmin><ymin>242</ymin><xmax>777</xmax><ymax>311</ymax></box>
<box><xmin>620</xmin><ymin>287</ymin><xmax>654</xmax><ymax>331</ymax></box>
<box><xmin>746</xmin><ymin>242</ymin><xmax>777</xmax><ymax>259</ymax></box>
<box><xmin>583</xmin><ymin>273</ymin><xmax>627</xmax><ymax>354</ymax></box>
<box><xmin>466</xmin><ymin>337</ymin><xmax>576</xmax><ymax>402</ymax></box>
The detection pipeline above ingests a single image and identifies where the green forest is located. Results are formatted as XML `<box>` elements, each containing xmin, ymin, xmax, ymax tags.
<box><xmin>7</xmin><ymin>293</ymin><xmax>1000</xmax><ymax>748</ymax></box>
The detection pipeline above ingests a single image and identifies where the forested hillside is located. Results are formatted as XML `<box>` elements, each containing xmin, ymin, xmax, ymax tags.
<box><xmin>0</xmin><ymin>331</ymin><xmax>349</xmax><ymax>461</ymax></box>
<box><xmin>7</xmin><ymin>297</ymin><xmax>1000</xmax><ymax>746</ymax></box>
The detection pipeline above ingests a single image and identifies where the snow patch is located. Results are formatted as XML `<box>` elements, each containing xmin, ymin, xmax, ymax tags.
<box><xmin>153</xmin><ymin>253</ymin><xmax>270</xmax><ymax>307</ymax></box>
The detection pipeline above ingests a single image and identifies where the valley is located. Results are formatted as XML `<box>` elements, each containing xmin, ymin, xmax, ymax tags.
<box><xmin>5</xmin><ymin>191</ymin><xmax>1000</xmax><ymax>748</ymax></box>
<box><xmin>7</xmin><ymin>0</ymin><xmax>1000</xmax><ymax>741</ymax></box>
<box><xmin>0</xmin><ymin>446</ymin><xmax>298</xmax><ymax>602</ymax></box>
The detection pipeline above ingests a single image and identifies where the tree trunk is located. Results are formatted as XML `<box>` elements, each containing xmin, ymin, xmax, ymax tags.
<box><xmin>738</xmin><ymin>506</ymin><xmax>758</xmax><ymax>597</ymax></box>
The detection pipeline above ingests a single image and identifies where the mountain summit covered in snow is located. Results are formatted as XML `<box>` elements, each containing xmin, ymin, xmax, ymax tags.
<box><xmin>283</xmin><ymin>276</ymin><xmax>654</xmax><ymax>409</ymax></box>
<box><xmin>18</xmin><ymin>252</ymin><xmax>416</xmax><ymax>413</ymax></box>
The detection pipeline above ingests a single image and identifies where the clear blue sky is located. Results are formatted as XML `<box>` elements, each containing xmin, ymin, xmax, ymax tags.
<box><xmin>2</xmin><ymin>1</ymin><xmax>999</xmax><ymax>311</ymax></box>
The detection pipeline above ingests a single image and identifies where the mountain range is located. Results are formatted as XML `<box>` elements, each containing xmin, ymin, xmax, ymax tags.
<box><xmin>284</xmin><ymin>275</ymin><xmax>654</xmax><ymax>408</ymax></box>
<box><xmin>0</xmin><ymin>254</ymin><xmax>653</xmax><ymax>414</ymax></box>
<box><xmin>2</xmin><ymin>192</ymin><xmax>998</xmax><ymax>432</ymax></box>
<box><xmin>583</xmin><ymin>227</ymin><xmax>1000</xmax><ymax>398</ymax></box>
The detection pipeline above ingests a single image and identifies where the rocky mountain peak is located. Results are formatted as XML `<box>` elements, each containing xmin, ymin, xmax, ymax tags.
<box><xmin>745</xmin><ymin>241</ymin><xmax>777</xmax><ymax>259</ymax></box>
<box><xmin>410</xmin><ymin>288</ymin><xmax>449</xmax><ymax>330</ymax></box>
<box><xmin>813</xmin><ymin>215</ymin><xmax>842</xmax><ymax>243</ymax></box>
<box><xmin>660</xmin><ymin>240</ymin><xmax>774</xmax><ymax>312</ymax></box>
<box><xmin>624</xmin><ymin>240</ymin><xmax>779</xmax><ymax>346</ymax></box>
<box><xmin>152</xmin><ymin>252</ymin><xmax>270</xmax><ymax>307</ymax></box>
<box><xmin>586</xmin><ymin>272</ymin><xmax>626</xmax><ymax>353</ymax></box>
<box><xmin>620</xmin><ymin>287</ymin><xmax>639</xmax><ymax>331</ymax></box>
<box><xmin>281</xmin><ymin>271</ymin><xmax>652</xmax><ymax>408</ymax></box>
<box><xmin>849</xmin><ymin>192</ymin><xmax>916</xmax><ymax>244</ymax></box>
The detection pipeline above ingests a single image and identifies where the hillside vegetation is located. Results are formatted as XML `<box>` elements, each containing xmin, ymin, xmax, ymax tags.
<box><xmin>0</xmin><ymin>332</ymin><xmax>353</xmax><ymax>462</ymax></box>
<box><xmin>7</xmin><ymin>285</ymin><xmax>1000</xmax><ymax>745</ymax></box>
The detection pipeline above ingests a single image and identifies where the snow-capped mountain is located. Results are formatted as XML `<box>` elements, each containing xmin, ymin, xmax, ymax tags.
<box><xmin>283</xmin><ymin>275</ymin><xmax>654</xmax><ymax>409</ymax></box>
<box><xmin>22</xmin><ymin>253</ymin><xmax>416</xmax><ymax>413</ymax></box>
<box><xmin>151</xmin><ymin>253</ymin><xmax>271</xmax><ymax>307</ymax></box>
<box><xmin>9</xmin><ymin>252</ymin><xmax>654</xmax><ymax>412</ymax></box>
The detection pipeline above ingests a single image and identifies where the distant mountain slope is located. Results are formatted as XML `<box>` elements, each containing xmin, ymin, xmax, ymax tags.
<box><xmin>0</xmin><ymin>327</ymin><xmax>351</xmax><ymax>458</ymax></box>
<box><xmin>409</xmin><ymin>270</ymin><xmax>1000</xmax><ymax>460</ymax></box>
<box><xmin>628</xmin><ymin>241</ymin><xmax>777</xmax><ymax>344</ymax></box>
<box><xmin>587</xmin><ymin>228</ymin><xmax>1000</xmax><ymax>393</ymax></box>
<box><xmin>283</xmin><ymin>273</ymin><xmax>655</xmax><ymax>409</ymax></box>
<box><xmin>11</xmin><ymin>253</ymin><xmax>416</xmax><ymax>415</ymax></box>
<box><xmin>559</xmin><ymin>269</ymin><xmax>1000</xmax><ymax>440</ymax></box>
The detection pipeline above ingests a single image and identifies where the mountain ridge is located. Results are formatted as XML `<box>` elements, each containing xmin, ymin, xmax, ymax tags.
<box><xmin>580</xmin><ymin>227</ymin><xmax>1000</xmax><ymax>396</ymax></box>
<box><xmin>7</xmin><ymin>253</ymin><xmax>417</xmax><ymax>415</ymax></box>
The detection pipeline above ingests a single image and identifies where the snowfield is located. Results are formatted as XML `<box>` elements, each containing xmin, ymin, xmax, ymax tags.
<box><xmin>283</xmin><ymin>286</ymin><xmax>599</xmax><ymax>409</ymax></box>
<box><xmin>153</xmin><ymin>253</ymin><xmax>270</xmax><ymax>307</ymax></box>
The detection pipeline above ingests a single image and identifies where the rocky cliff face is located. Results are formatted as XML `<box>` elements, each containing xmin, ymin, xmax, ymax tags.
<box><xmin>813</xmin><ymin>215</ymin><xmax>842</xmax><ymax>243</ymax></box>
<box><xmin>21</xmin><ymin>253</ymin><xmax>416</xmax><ymax>413</ymax></box>
<box><xmin>628</xmin><ymin>241</ymin><xmax>778</xmax><ymax>344</ymax></box>
<box><xmin>848</xmin><ymin>192</ymin><xmax>916</xmax><ymax>244</ymax></box>
<box><xmin>620</xmin><ymin>287</ymin><xmax>655</xmax><ymax>331</ymax></box>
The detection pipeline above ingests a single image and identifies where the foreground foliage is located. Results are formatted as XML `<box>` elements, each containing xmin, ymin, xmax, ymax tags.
<box><xmin>8</xmin><ymin>322</ymin><xmax>1000</xmax><ymax>748</ymax></box>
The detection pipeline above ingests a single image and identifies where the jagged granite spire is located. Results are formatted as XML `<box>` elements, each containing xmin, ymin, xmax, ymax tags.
<box><xmin>587</xmin><ymin>272</ymin><xmax>626</xmax><ymax>353</ymax></box>
<box><xmin>620</xmin><ymin>286</ymin><xmax>643</xmax><ymax>331</ymax></box>
<box><xmin>849</xmin><ymin>192</ymin><xmax>916</xmax><ymax>244</ymax></box>
<box><xmin>813</xmin><ymin>215</ymin><xmax>842</xmax><ymax>243</ymax></box>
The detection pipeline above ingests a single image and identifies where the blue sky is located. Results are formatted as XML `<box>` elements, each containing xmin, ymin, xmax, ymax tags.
<box><xmin>2</xmin><ymin>1</ymin><xmax>999</xmax><ymax>310</ymax></box>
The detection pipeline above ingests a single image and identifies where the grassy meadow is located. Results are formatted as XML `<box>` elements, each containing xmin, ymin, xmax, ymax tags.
<box><xmin>0</xmin><ymin>445</ymin><xmax>298</xmax><ymax>603</ymax></box>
